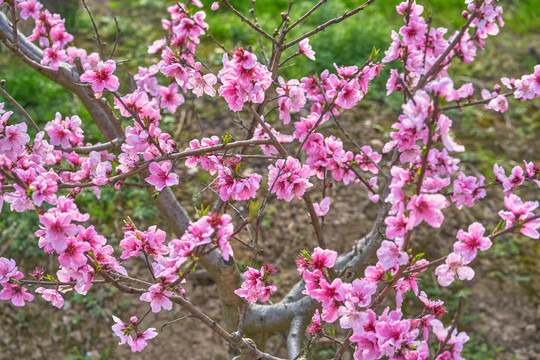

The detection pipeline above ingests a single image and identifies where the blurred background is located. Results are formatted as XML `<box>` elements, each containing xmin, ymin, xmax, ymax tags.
<box><xmin>0</xmin><ymin>0</ymin><xmax>539</xmax><ymax>359</ymax></box>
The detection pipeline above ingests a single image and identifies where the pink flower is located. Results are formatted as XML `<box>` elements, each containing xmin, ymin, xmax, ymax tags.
<box><xmin>30</xmin><ymin>170</ymin><xmax>59</xmax><ymax>206</ymax></box>
<box><xmin>267</xmin><ymin>157</ymin><xmax>312</xmax><ymax>202</ymax></box>
<box><xmin>310</xmin><ymin>247</ymin><xmax>338</xmax><ymax>271</ymax></box>
<box><xmin>50</xmin><ymin>24</ymin><xmax>74</xmax><ymax>49</ymax></box>
<box><xmin>519</xmin><ymin>217</ymin><xmax>540</xmax><ymax>240</ymax></box>
<box><xmin>0</xmin><ymin>258</ymin><xmax>18</xmax><ymax>284</ymax></box>
<box><xmin>234</xmin><ymin>264</ymin><xmax>277</xmax><ymax>304</ymax></box>
<box><xmin>406</xmin><ymin>194</ymin><xmax>448</xmax><ymax>230</ymax></box>
<box><xmin>145</xmin><ymin>161</ymin><xmax>179</xmax><ymax>191</ymax></box>
<box><xmin>498</xmin><ymin>194</ymin><xmax>539</xmax><ymax>235</ymax></box>
<box><xmin>502</xmin><ymin>166</ymin><xmax>525</xmax><ymax>195</ymax></box>
<box><xmin>431</xmin><ymin>319</ymin><xmax>470</xmax><ymax>359</ymax></box>
<box><xmin>351</xmin><ymin>330</ymin><xmax>381</xmax><ymax>360</ymax></box>
<box><xmin>435</xmin><ymin>253</ymin><xmax>475</xmax><ymax>287</ymax></box>
<box><xmin>299</xmin><ymin>38</ymin><xmax>316</xmax><ymax>60</ymax></box>
<box><xmin>39</xmin><ymin>211</ymin><xmax>78</xmax><ymax>253</ymax></box>
<box><xmin>310</xmin><ymin>278</ymin><xmax>343</xmax><ymax>308</ymax></box>
<box><xmin>159</xmin><ymin>83</ymin><xmax>184</xmax><ymax>113</ymax></box>
<box><xmin>453</xmin><ymin>222</ymin><xmax>492</xmax><ymax>262</ymax></box>
<box><xmin>1</xmin><ymin>122</ymin><xmax>30</xmax><ymax>158</ymax></box>
<box><xmin>131</xmin><ymin>328</ymin><xmax>158</xmax><ymax>352</ymax></box>
<box><xmin>120</xmin><ymin>232</ymin><xmax>143</xmax><ymax>259</ymax></box>
<box><xmin>385</xmin><ymin>214</ymin><xmax>408</xmax><ymax>239</ymax></box>
<box><xmin>401</xmin><ymin>90</ymin><xmax>432</xmax><ymax>131</ymax></box>
<box><xmin>338</xmin><ymin>278</ymin><xmax>377</xmax><ymax>307</ymax></box>
<box><xmin>451</xmin><ymin>172</ymin><xmax>486</xmax><ymax>209</ymax></box>
<box><xmin>419</xmin><ymin>291</ymin><xmax>447</xmax><ymax>319</ymax></box>
<box><xmin>307</xmin><ymin>309</ymin><xmax>322</xmax><ymax>334</ymax></box>
<box><xmin>376</xmin><ymin>240</ymin><xmax>408</xmax><ymax>271</ymax></box>
<box><xmin>41</xmin><ymin>44</ymin><xmax>68</xmax><ymax>71</ymax></box>
<box><xmin>0</xmin><ymin>282</ymin><xmax>34</xmax><ymax>306</ymax></box>
<box><xmin>313</xmin><ymin>197</ymin><xmax>330</xmax><ymax>216</ymax></box>
<box><xmin>79</xmin><ymin>60</ymin><xmax>120</xmax><ymax>97</ymax></box>
<box><xmin>35</xmin><ymin>287</ymin><xmax>64</xmax><ymax>308</ymax></box>
<box><xmin>187</xmin><ymin>63</ymin><xmax>217</xmax><ymax>97</ymax></box>
<box><xmin>335</xmin><ymin>78</ymin><xmax>363</xmax><ymax>109</ymax></box>
<box><xmin>375</xmin><ymin>313</ymin><xmax>412</xmax><ymax>350</ymax></box>
<box><xmin>339</xmin><ymin>301</ymin><xmax>370</xmax><ymax>333</ymax></box>
<box><xmin>214</xmin><ymin>165</ymin><xmax>262</xmax><ymax>202</ymax></box>
<box><xmin>58</xmin><ymin>237</ymin><xmax>92</xmax><ymax>269</ymax></box>
<box><xmin>140</xmin><ymin>284</ymin><xmax>173</xmax><ymax>313</ymax></box>
<box><xmin>111</xmin><ymin>316</ymin><xmax>132</xmax><ymax>345</ymax></box>
<box><xmin>18</xmin><ymin>0</ymin><xmax>43</xmax><ymax>20</ymax></box>
<box><xmin>481</xmin><ymin>89</ymin><xmax>508</xmax><ymax>112</ymax></box>
<box><xmin>399</xmin><ymin>18</ymin><xmax>427</xmax><ymax>46</ymax></box>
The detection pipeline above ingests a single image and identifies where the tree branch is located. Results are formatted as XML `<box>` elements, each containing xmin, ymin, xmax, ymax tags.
<box><xmin>284</xmin><ymin>0</ymin><xmax>376</xmax><ymax>49</ymax></box>
<box><xmin>0</xmin><ymin>79</ymin><xmax>41</xmax><ymax>132</ymax></box>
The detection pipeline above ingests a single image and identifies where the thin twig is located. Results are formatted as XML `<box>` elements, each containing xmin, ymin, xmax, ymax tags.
<box><xmin>64</xmin><ymin>137</ymin><xmax>125</xmax><ymax>154</ymax></box>
<box><xmin>221</xmin><ymin>0</ymin><xmax>279</xmax><ymax>46</ymax></box>
<box><xmin>434</xmin><ymin>297</ymin><xmax>465</xmax><ymax>358</ymax></box>
<box><xmin>442</xmin><ymin>91</ymin><xmax>514</xmax><ymax>111</ymax></box>
<box><xmin>286</xmin><ymin>0</ymin><xmax>327</xmax><ymax>33</ymax></box>
<box><xmin>109</xmin><ymin>17</ymin><xmax>120</xmax><ymax>60</ymax></box>
<box><xmin>81</xmin><ymin>0</ymin><xmax>106</xmax><ymax>60</ymax></box>
<box><xmin>250</xmin><ymin>0</ymin><xmax>269</xmax><ymax>64</ymax></box>
<box><xmin>160</xmin><ymin>315</ymin><xmax>193</xmax><ymax>332</ymax></box>
<box><xmin>0</xmin><ymin>80</ymin><xmax>41</xmax><ymax>132</ymax></box>
<box><xmin>284</xmin><ymin>0</ymin><xmax>376</xmax><ymax>49</ymax></box>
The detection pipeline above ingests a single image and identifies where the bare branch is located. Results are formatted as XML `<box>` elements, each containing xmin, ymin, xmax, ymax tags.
<box><xmin>286</xmin><ymin>0</ymin><xmax>327</xmax><ymax>33</ymax></box>
<box><xmin>435</xmin><ymin>297</ymin><xmax>465</xmax><ymax>358</ymax></box>
<box><xmin>250</xmin><ymin>0</ymin><xmax>269</xmax><ymax>63</ymax></box>
<box><xmin>443</xmin><ymin>91</ymin><xmax>514</xmax><ymax>111</ymax></box>
<box><xmin>109</xmin><ymin>17</ymin><xmax>120</xmax><ymax>60</ymax></box>
<box><xmin>287</xmin><ymin>314</ymin><xmax>309</xmax><ymax>359</ymax></box>
<box><xmin>65</xmin><ymin>137</ymin><xmax>125</xmax><ymax>154</ymax></box>
<box><xmin>81</xmin><ymin>0</ymin><xmax>106</xmax><ymax>59</ymax></box>
<box><xmin>284</xmin><ymin>0</ymin><xmax>377</xmax><ymax>49</ymax></box>
<box><xmin>221</xmin><ymin>0</ymin><xmax>279</xmax><ymax>46</ymax></box>
<box><xmin>0</xmin><ymin>79</ymin><xmax>41</xmax><ymax>132</ymax></box>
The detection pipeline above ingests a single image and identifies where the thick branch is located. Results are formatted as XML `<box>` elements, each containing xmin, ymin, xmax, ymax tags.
<box><xmin>287</xmin><ymin>314</ymin><xmax>309</xmax><ymax>359</ymax></box>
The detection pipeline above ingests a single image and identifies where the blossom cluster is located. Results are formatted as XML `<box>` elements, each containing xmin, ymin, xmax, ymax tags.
<box><xmin>234</xmin><ymin>263</ymin><xmax>278</xmax><ymax>304</ymax></box>
<box><xmin>298</xmin><ymin>247</ymin><xmax>462</xmax><ymax>360</ymax></box>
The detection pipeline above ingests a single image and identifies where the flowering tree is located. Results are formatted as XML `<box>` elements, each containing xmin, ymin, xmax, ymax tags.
<box><xmin>0</xmin><ymin>0</ymin><xmax>539</xmax><ymax>359</ymax></box>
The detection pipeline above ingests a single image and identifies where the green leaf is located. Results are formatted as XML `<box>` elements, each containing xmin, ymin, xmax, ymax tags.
<box><xmin>412</xmin><ymin>253</ymin><xmax>425</xmax><ymax>263</ymax></box>
<box><xmin>196</xmin><ymin>204</ymin><xmax>210</xmax><ymax>217</ymax></box>
<box><xmin>249</xmin><ymin>200</ymin><xmax>263</xmax><ymax>221</ymax></box>
<box><xmin>328</xmin><ymin>325</ymin><xmax>335</xmax><ymax>338</ymax></box>
<box><xmin>300</xmin><ymin>249</ymin><xmax>313</xmax><ymax>262</ymax></box>
<box><xmin>492</xmin><ymin>219</ymin><xmax>506</xmax><ymax>234</ymax></box>
<box><xmin>222</xmin><ymin>131</ymin><xmax>232</xmax><ymax>145</ymax></box>
<box><xmin>370</xmin><ymin>46</ymin><xmax>380</xmax><ymax>59</ymax></box>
